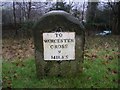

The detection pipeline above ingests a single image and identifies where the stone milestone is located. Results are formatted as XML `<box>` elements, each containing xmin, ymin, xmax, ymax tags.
<box><xmin>33</xmin><ymin>10</ymin><xmax>85</xmax><ymax>78</ymax></box>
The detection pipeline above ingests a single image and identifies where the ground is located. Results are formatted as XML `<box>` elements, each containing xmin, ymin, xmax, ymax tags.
<box><xmin>2</xmin><ymin>35</ymin><xmax>119</xmax><ymax>88</ymax></box>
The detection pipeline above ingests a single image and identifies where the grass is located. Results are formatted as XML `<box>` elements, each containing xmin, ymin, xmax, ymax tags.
<box><xmin>2</xmin><ymin>57</ymin><xmax>118</xmax><ymax>88</ymax></box>
<box><xmin>2</xmin><ymin>35</ymin><xmax>119</xmax><ymax>88</ymax></box>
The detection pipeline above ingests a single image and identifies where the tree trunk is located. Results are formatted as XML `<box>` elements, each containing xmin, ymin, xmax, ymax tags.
<box><xmin>27</xmin><ymin>1</ymin><xmax>31</xmax><ymax>20</ymax></box>
<box><xmin>112</xmin><ymin>10</ymin><xmax>120</xmax><ymax>35</ymax></box>
<box><xmin>118</xmin><ymin>1</ymin><xmax>120</xmax><ymax>35</ymax></box>
<box><xmin>81</xmin><ymin>0</ymin><xmax>85</xmax><ymax>21</ymax></box>
<box><xmin>13</xmin><ymin>2</ymin><xmax>17</xmax><ymax>35</ymax></box>
<box><xmin>23</xmin><ymin>1</ymin><xmax>27</xmax><ymax>21</ymax></box>
<box><xmin>109</xmin><ymin>1</ymin><xmax>120</xmax><ymax>35</ymax></box>
<box><xmin>19</xmin><ymin>3</ymin><xmax>22</xmax><ymax>24</ymax></box>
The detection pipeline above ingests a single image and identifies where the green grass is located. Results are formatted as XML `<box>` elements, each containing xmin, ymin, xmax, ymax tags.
<box><xmin>2</xmin><ymin>57</ymin><xmax>118</xmax><ymax>88</ymax></box>
<box><xmin>2</xmin><ymin>36</ymin><xmax>119</xmax><ymax>88</ymax></box>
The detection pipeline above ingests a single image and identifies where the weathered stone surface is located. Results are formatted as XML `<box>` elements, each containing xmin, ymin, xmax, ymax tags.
<box><xmin>33</xmin><ymin>10</ymin><xmax>85</xmax><ymax>79</ymax></box>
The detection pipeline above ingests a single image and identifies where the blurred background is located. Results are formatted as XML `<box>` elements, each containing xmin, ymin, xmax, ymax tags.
<box><xmin>1</xmin><ymin>0</ymin><xmax>120</xmax><ymax>38</ymax></box>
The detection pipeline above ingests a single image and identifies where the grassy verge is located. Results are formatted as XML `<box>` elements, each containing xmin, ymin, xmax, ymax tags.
<box><xmin>2</xmin><ymin>56</ymin><xmax>118</xmax><ymax>88</ymax></box>
<box><xmin>2</xmin><ymin>36</ymin><xmax>119</xmax><ymax>88</ymax></box>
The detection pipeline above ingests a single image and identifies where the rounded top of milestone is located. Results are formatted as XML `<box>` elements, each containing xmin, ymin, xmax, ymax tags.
<box><xmin>39</xmin><ymin>10</ymin><xmax>84</xmax><ymax>29</ymax></box>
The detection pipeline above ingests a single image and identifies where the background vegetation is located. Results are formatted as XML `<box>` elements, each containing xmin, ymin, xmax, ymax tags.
<box><xmin>2</xmin><ymin>0</ymin><xmax>120</xmax><ymax>36</ymax></box>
